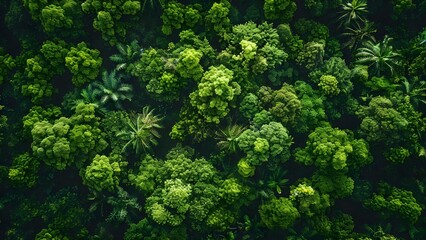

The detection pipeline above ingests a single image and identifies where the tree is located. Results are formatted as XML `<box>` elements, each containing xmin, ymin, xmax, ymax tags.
<box><xmin>189</xmin><ymin>65</ymin><xmax>241</xmax><ymax>124</ymax></box>
<box><xmin>109</xmin><ymin>40</ymin><xmax>142</xmax><ymax>74</ymax></box>
<box><xmin>355</xmin><ymin>36</ymin><xmax>401</xmax><ymax>76</ymax></box>
<box><xmin>92</xmin><ymin>70</ymin><xmax>133</xmax><ymax>109</ymax></box>
<box><xmin>263</xmin><ymin>0</ymin><xmax>297</xmax><ymax>22</ymax></box>
<box><xmin>84</xmin><ymin>154</ymin><xmax>120</xmax><ymax>192</ymax></box>
<box><xmin>214</xmin><ymin>123</ymin><xmax>247</xmax><ymax>153</ymax></box>
<box><xmin>117</xmin><ymin>106</ymin><xmax>163</xmax><ymax>154</ymax></box>
<box><xmin>65</xmin><ymin>42</ymin><xmax>103</xmax><ymax>87</ymax></box>
<box><xmin>337</xmin><ymin>0</ymin><xmax>368</xmax><ymax>28</ymax></box>
<box><xmin>259</xmin><ymin>197</ymin><xmax>300</xmax><ymax>229</ymax></box>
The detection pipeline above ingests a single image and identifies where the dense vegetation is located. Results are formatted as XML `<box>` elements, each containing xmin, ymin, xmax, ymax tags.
<box><xmin>1</xmin><ymin>0</ymin><xmax>426</xmax><ymax>239</ymax></box>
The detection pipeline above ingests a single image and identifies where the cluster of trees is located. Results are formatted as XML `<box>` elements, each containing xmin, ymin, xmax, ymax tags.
<box><xmin>1</xmin><ymin>0</ymin><xmax>426</xmax><ymax>239</ymax></box>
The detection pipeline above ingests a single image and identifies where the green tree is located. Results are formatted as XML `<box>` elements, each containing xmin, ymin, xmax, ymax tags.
<box><xmin>355</xmin><ymin>36</ymin><xmax>401</xmax><ymax>76</ymax></box>
<box><xmin>263</xmin><ymin>0</ymin><xmax>297</xmax><ymax>22</ymax></box>
<box><xmin>189</xmin><ymin>65</ymin><xmax>241</xmax><ymax>124</ymax></box>
<box><xmin>109</xmin><ymin>40</ymin><xmax>142</xmax><ymax>74</ymax></box>
<box><xmin>92</xmin><ymin>70</ymin><xmax>133</xmax><ymax>109</ymax></box>
<box><xmin>117</xmin><ymin>106</ymin><xmax>163</xmax><ymax>154</ymax></box>
<box><xmin>84</xmin><ymin>154</ymin><xmax>120</xmax><ymax>192</ymax></box>
<box><xmin>214</xmin><ymin>123</ymin><xmax>247</xmax><ymax>153</ymax></box>
<box><xmin>337</xmin><ymin>0</ymin><xmax>368</xmax><ymax>28</ymax></box>
<box><xmin>259</xmin><ymin>197</ymin><xmax>300</xmax><ymax>229</ymax></box>
<box><xmin>65</xmin><ymin>42</ymin><xmax>102</xmax><ymax>87</ymax></box>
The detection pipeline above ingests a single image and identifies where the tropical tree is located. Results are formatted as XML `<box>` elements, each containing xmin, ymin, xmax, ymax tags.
<box><xmin>214</xmin><ymin>123</ymin><xmax>247</xmax><ymax>153</ymax></box>
<box><xmin>337</xmin><ymin>0</ymin><xmax>368</xmax><ymax>28</ymax></box>
<box><xmin>93</xmin><ymin>70</ymin><xmax>133</xmax><ymax>109</ymax></box>
<box><xmin>341</xmin><ymin>20</ymin><xmax>376</xmax><ymax>50</ymax></box>
<box><xmin>142</xmin><ymin>0</ymin><xmax>165</xmax><ymax>12</ymax></box>
<box><xmin>109</xmin><ymin>40</ymin><xmax>142</xmax><ymax>75</ymax></box>
<box><xmin>401</xmin><ymin>77</ymin><xmax>426</xmax><ymax>107</ymax></box>
<box><xmin>355</xmin><ymin>36</ymin><xmax>401</xmax><ymax>76</ymax></box>
<box><xmin>117</xmin><ymin>106</ymin><xmax>163</xmax><ymax>154</ymax></box>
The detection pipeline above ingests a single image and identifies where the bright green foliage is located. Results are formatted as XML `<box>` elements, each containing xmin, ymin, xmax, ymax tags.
<box><xmin>84</xmin><ymin>154</ymin><xmax>120</xmax><ymax>192</ymax></box>
<box><xmin>23</xmin><ymin>106</ymin><xmax>62</xmax><ymax>136</ymax></box>
<box><xmin>0</xmin><ymin>48</ymin><xmax>15</xmax><ymax>84</ymax></box>
<box><xmin>304</xmin><ymin>0</ymin><xmax>342</xmax><ymax>16</ymax></box>
<box><xmin>290</xmin><ymin>183</ymin><xmax>330</xmax><ymax>217</ymax></box>
<box><xmin>161</xmin><ymin>1</ymin><xmax>185</xmax><ymax>35</ymax></box>
<box><xmin>239</xmin><ymin>93</ymin><xmax>261</xmax><ymax>119</ymax></box>
<box><xmin>309</xmin><ymin>57</ymin><xmax>353</xmax><ymax>94</ymax></box>
<box><xmin>170</xmin><ymin>103</ymin><xmax>209</xmax><ymax>141</ymax></box>
<box><xmin>8</xmin><ymin>153</ymin><xmax>40</xmax><ymax>188</ymax></box>
<box><xmin>82</xmin><ymin>0</ymin><xmax>141</xmax><ymax>45</ymax></box>
<box><xmin>146</xmin><ymin>179</ymin><xmax>192</xmax><ymax>226</ymax></box>
<box><xmin>293</xmin><ymin>81</ymin><xmax>327</xmax><ymax>133</ymax></box>
<box><xmin>40</xmin><ymin>4</ymin><xmax>73</xmax><ymax>32</ymax></box>
<box><xmin>318</xmin><ymin>75</ymin><xmax>340</xmax><ymax>95</ymax></box>
<box><xmin>205</xmin><ymin>1</ymin><xmax>231</xmax><ymax>36</ymax></box>
<box><xmin>223</xmin><ymin>22</ymin><xmax>287</xmax><ymax>75</ymax></box>
<box><xmin>141</xmin><ymin>152</ymin><xmax>232</xmax><ymax>229</ymax></box>
<box><xmin>259</xmin><ymin>197</ymin><xmax>300</xmax><ymax>229</ymax></box>
<box><xmin>219</xmin><ymin>178</ymin><xmax>249</xmax><ymax>204</ymax></box>
<box><xmin>117</xmin><ymin>106</ymin><xmax>163</xmax><ymax>154</ymax></box>
<box><xmin>355</xmin><ymin>36</ymin><xmax>401</xmax><ymax>76</ymax></box>
<box><xmin>31</xmin><ymin>118</ymin><xmax>72</xmax><ymax>170</ymax></box>
<box><xmin>65</xmin><ymin>42</ymin><xmax>102</xmax><ymax>87</ymax></box>
<box><xmin>312</xmin><ymin>171</ymin><xmax>355</xmax><ymax>199</ymax></box>
<box><xmin>258</xmin><ymin>84</ymin><xmax>302</xmax><ymax>127</ymax></box>
<box><xmin>357</xmin><ymin>96</ymin><xmax>409</xmax><ymax>144</ymax></box>
<box><xmin>294</xmin><ymin>19</ymin><xmax>330</xmax><ymax>42</ymax></box>
<box><xmin>35</xmin><ymin>228</ymin><xmax>69</xmax><ymax>240</ymax></box>
<box><xmin>189</xmin><ymin>65</ymin><xmax>241</xmax><ymax>124</ymax></box>
<box><xmin>134</xmin><ymin>47</ymin><xmax>190</xmax><ymax>102</ymax></box>
<box><xmin>252</xmin><ymin>109</ymin><xmax>273</xmax><ymax>128</ymax></box>
<box><xmin>129</xmin><ymin>155</ymin><xmax>162</xmax><ymax>193</ymax></box>
<box><xmin>263</xmin><ymin>0</ymin><xmax>297</xmax><ymax>22</ymax></box>
<box><xmin>40</xmin><ymin>40</ymin><xmax>69</xmax><ymax>72</ymax></box>
<box><xmin>92</xmin><ymin>70</ymin><xmax>133</xmax><ymax>109</ymax></box>
<box><xmin>160</xmin><ymin>2</ymin><xmax>201</xmax><ymax>35</ymax></box>
<box><xmin>296</xmin><ymin>41</ymin><xmax>325</xmax><ymax>70</ymax></box>
<box><xmin>365</xmin><ymin>183</ymin><xmax>423</xmax><ymax>224</ymax></box>
<box><xmin>31</xmin><ymin>103</ymin><xmax>107</xmax><ymax>170</ymax></box>
<box><xmin>295</xmin><ymin>126</ymin><xmax>372</xmax><ymax>171</ymax></box>
<box><xmin>176</xmin><ymin>48</ymin><xmax>203</xmax><ymax>80</ymax></box>
<box><xmin>23</xmin><ymin>0</ymin><xmax>82</xmax><ymax>33</ymax></box>
<box><xmin>237</xmin><ymin>122</ymin><xmax>293</xmax><ymax>176</ymax></box>
<box><xmin>21</xmin><ymin>55</ymin><xmax>55</xmax><ymax>103</ymax></box>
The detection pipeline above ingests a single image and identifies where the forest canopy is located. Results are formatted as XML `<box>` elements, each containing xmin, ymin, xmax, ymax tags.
<box><xmin>1</xmin><ymin>0</ymin><xmax>426</xmax><ymax>239</ymax></box>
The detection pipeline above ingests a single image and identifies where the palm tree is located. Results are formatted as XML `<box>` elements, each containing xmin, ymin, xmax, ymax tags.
<box><xmin>341</xmin><ymin>20</ymin><xmax>376</xmax><ymax>50</ymax></box>
<box><xmin>214</xmin><ymin>123</ymin><xmax>247</xmax><ymax>153</ymax></box>
<box><xmin>337</xmin><ymin>0</ymin><xmax>368</xmax><ymax>28</ymax></box>
<box><xmin>106</xmin><ymin>187</ymin><xmax>142</xmax><ymax>223</ymax></box>
<box><xmin>117</xmin><ymin>106</ymin><xmax>163</xmax><ymax>154</ymax></box>
<box><xmin>93</xmin><ymin>70</ymin><xmax>133</xmax><ymax>109</ymax></box>
<box><xmin>355</xmin><ymin>36</ymin><xmax>401</xmax><ymax>76</ymax></box>
<box><xmin>402</xmin><ymin>77</ymin><xmax>426</xmax><ymax>107</ymax></box>
<box><xmin>109</xmin><ymin>40</ymin><xmax>142</xmax><ymax>74</ymax></box>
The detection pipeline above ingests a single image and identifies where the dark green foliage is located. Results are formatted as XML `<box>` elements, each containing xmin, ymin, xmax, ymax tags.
<box><xmin>365</xmin><ymin>183</ymin><xmax>423</xmax><ymax>224</ymax></box>
<box><xmin>2</xmin><ymin>0</ymin><xmax>426</xmax><ymax>239</ymax></box>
